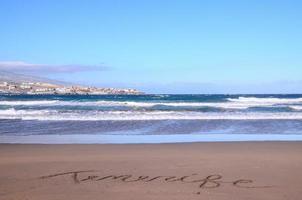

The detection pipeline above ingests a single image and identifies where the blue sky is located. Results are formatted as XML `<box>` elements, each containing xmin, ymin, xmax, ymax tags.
<box><xmin>0</xmin><ymin>0</ymin><xmax>301</xmax><ymax>93</ymax></box>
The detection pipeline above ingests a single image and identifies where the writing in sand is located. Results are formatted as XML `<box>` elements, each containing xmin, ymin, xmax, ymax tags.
<box><xmin>39</xmin><ymin>170</ymin><xmax>272</xmax><ymax>194</ymax></box>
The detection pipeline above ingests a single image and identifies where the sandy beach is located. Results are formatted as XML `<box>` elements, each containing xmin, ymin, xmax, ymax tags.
<box><xmin>0</xmin><ymin>142</ymin><xmax>301</xmax><ymax>200</ymax></box>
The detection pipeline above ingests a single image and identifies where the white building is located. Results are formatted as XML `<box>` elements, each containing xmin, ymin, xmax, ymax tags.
<box><xmin>20</xmin><ymin>85</ymin><xmax>32</xmax><ymax>89</ymax></box>
<box><xmin>35</xmin><ymin>88</ymin><xmax>53</xmax><ymax>92</ymax></box>
<box><xmin>0</xmin><ymin>82</ymin><xmax>9</xmax><ymax>87</ymax></box>
<box><xmin>8</xmin><ymin>85</ymin><xmax>17</xmax><ymax>90</ymax></box>
<box><xmin>55</xmin><ymin>87</ymin><xmax>72</xmax><ymax>93</ymax></box>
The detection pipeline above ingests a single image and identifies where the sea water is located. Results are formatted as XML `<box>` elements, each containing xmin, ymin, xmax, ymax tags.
<box><xmin>1</xmin><ymin>94</ymin><xmax>302</xmax><ymax>143</ymax></box>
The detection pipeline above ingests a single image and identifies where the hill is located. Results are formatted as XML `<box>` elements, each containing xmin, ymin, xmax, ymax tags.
<box><xmin>0</xmin><ymin>70</ymin><xmax>66</xmax><ymax>85</ymax></box>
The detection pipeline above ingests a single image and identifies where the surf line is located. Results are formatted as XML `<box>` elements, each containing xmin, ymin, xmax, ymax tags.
<box><xmin>39</xmin><ymin>170</ymin><xmax>273</xmax><ymax>194</ymax></box>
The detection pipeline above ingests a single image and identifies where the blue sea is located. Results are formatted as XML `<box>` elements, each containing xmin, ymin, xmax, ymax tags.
<box><xmin>1</xmin><ymin>94</ymin><xmax>302</xmax><ymax>143</ymax></box>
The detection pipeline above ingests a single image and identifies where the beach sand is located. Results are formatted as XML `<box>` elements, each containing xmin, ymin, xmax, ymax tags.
<box><xmin>0</xmin><ymin>142</ymin><xmax>301</xmax><ymax>200</ymax></box>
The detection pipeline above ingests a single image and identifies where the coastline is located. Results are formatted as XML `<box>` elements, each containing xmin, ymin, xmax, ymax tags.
<box><xmin>1</xmin><ymin>94</ymin><xmax>302</xmax><ymax>199</ymax></box>
<box><xmin>1</xmin><ymin>133</ymin><xmax>302</xmax><ymax>144</ymax></box>
<box><xmin>1</xmin><ymin>142</ymin><xmax>302</xmax><ymax>200</ymax></box>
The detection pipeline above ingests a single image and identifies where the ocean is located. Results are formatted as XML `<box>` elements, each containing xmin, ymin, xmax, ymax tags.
<box><xmin>1</xmin><ymin>94</ymin><xmax>302</xmax><ymax>143</ymax></box>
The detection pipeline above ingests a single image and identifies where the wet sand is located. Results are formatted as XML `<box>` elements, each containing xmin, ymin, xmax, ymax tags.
<box><xmin>0</xmin><ymin>142</ymin><xmax>301</xmax><ymax>200</ymax></box>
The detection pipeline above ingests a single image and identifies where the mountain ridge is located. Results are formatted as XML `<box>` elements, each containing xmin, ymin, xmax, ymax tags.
<box><xmin>0</xmin><ymin>70</ymin><xmax>69</xmax><ymax>85</ymax></box>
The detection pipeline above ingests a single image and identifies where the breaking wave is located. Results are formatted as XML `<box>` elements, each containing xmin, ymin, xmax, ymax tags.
<box><xmin>290</xmin><ymin>106</ymin><xmax>302</xmax><ymax>111</ymax></box>
<box><xmin>227</xmin><ymin>97</ymin><xmax>302</xmax><ymax>104</ymax></box>
<box><xmin>0</xmin><ymin>100</ymin><xmax>59</xmax><ymax>106</ymax></box>
<box><xmin>1</xmin><ymin>97</ymin><xmax>302</xmax><ymax>110</ymax></box>
<box><xmin>1</xmin><ymin>108</ymin><xmax>302</xmax><ymax>120</ymax></box>
<box><xmin>1</xmin><ymin>94</ymin><xmax>302</xmax><ymax>138</ymax></box>
<box><xmin>1</xmin><ymin>95</ymin><xmax>302</xmax><ymax>121</ymax></box>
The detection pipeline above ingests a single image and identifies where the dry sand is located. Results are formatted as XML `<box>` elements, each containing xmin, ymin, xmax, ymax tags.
<box><xmin>0</xmin><ymin>142</ymin><xmax>301</xmax><ymax>200</ymax></box>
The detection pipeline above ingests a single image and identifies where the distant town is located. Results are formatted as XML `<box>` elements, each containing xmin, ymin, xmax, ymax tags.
<box><xmin>0</xmin><ymin>81</ymin><xmax>143</xmax><ymax>95</ymax></box>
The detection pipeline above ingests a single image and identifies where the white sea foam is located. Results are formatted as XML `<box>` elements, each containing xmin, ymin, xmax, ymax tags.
<box><xmin>0</xmin><ymin>100</ymin><xmax>58</xmax><ymax>105</ymax></box>
<box><xmin>0</xmin><ymin>108</ymin><xmax>53</xmax><ymax>116</ymax></box>
<box><xmin>227</xmin><ymin>97</ymin><xmax>302</xmax><ymax>104</ymax></box>
<box><xmin>43</xmin><ymin>100</ymin><xmax>291</xmax><ymax>109</ymax></box>
<box><xmin>290</xmin><ymin>106</ymin><xmax>302</xmax><ymax>111</ymax></box>
<box><xmin>2</xmin><ymin>134</ymin><xmax>302</xmax><ymax>144</ymax></box>
<box><xmin>67</xmin><ymin>100</ymin><xmax>302</xmax><ymax>109</ymax></box>
<box><xmin>1</xmin><ymin>97</ymin><xmax>302</xmax><ymax>110</ymax></box>
<box><xmin>1</xmin><ymin>109</ymin><xmax>302</xmax><ymax>120</ymax></box>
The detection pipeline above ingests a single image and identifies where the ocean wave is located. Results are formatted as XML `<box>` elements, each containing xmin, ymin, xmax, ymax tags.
<box><xmin>1</xmin><ymin>97</ymin><xmax>302</xmax><ymax>110</ymax></box>
<box><xmin>0</xmin><ymin>100</ymin><xmax>59</xmax><ymax>105</ymax></box>
<box><xmin>0</xmin><ymin>108</ymin><xmax>54</xmax><ymax>117</ymax></box>
<box><xmin>290</xmin><ymin>106</ymin><xmax>302</xmax><ymax>111</ymax></box>
<box><xmin>1</xmin><ymin>109</ymin><xmax>302</xmax><ymax>120</ymax></box>
<box><xmin>227</xmin><ymin>97</ymin><xmax>302</xmax><ymax>104</ymax></box>
<box><xmin>0</xmin><ymin>100</ymin><xmax>268</xmax><ymax>109</ymax></box>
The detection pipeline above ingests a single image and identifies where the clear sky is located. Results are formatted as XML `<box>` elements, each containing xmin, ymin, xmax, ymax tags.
<box><xmin>0</xmin><ymin>0</ymin><xmax>301</xmax><ymax>93</ymax></box>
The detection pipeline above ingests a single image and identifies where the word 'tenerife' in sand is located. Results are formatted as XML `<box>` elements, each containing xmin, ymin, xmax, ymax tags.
<box><xmin>39</xmin><ymin>170</ymin><xmax>272</xmax><ymax>194</ymax></box>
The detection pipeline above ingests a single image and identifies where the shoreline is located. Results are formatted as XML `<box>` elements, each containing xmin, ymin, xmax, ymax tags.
<box><xmin>1</xmin><ymin>141</ymin><xmax>302</xmax><ymax>146</ymax></box>
<box><xmin>1</xmin><ymin>133</ymin><xmax>302</xmax><ymax>144</ymax></box>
